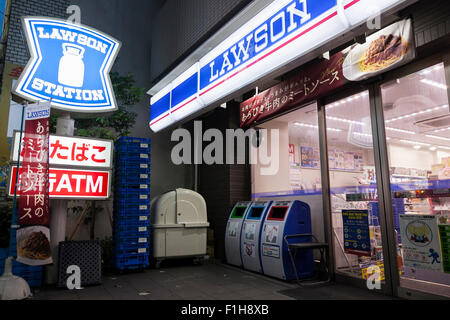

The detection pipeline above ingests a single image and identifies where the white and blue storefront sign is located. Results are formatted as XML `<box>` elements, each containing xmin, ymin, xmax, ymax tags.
<box><xmin>149</xmin><ymin>0</ymin><xmax>409</xmax><ymax>132</ymax></box>
<box><xmin>14</xmin><ymin>17</ymin><xmax>121</xmax><ymax>113</ymax></box>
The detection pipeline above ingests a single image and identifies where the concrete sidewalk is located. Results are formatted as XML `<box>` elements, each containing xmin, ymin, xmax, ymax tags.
<box><xmin>30</xmin><ymin>261</ymin><xmax>396</xmax><ymax>300</ymax></box>
<box><xmin>32</xmin><ymin>261</ymin><xmax>297</xmax><ymax>300</ymax></box>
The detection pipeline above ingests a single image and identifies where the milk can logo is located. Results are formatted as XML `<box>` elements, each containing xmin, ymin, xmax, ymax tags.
<box><xmin>14</xmin><ymin>17</ymin><xmax>121</xmax><ymax>113</ymax></box>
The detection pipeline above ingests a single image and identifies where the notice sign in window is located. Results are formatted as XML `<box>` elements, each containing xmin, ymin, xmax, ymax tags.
<box><xmin>342</xmin><ymin>210</ymin><xmax>371</xmax><ymax>257</ymax></box>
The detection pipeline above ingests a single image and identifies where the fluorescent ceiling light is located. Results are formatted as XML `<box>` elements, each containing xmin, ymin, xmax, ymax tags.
<box><xmin>420</xmin><ymin>79</ymin><xmax>448</xmax><ymax>90</ymax></box>
<box><xmin>425</xmin><ymin>134</ymin><xmax>450</xmax><ymax>142</ymax></box>
<box><xmin>386</xmin><ymin>127</ymin><xmax>415</xmax><ymax>135</ymax></box>
<box><xmin>400</xmin><ymin>139</ymin><xmax>430</xmax><ymax>146</ymax></box>
<box><xmin>385</xmin><ymin>105</ymin><xmax>448</xmax><ymax>123</ymax></box>
<box><xmin>326</xmin><ymin>116</ymin><xmax>364</xmax><ymax>126</ymax></box>
<box><xmin>294</xmin><ymin>122</ymin><xmax>342</xmax><ymax>132</ymax></box>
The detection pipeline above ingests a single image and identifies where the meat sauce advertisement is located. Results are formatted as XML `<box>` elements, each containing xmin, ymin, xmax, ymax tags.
<box><xmin>16</xmin><ymin>102</ymin><xmax>52</xmax><ymax>266</ymax></box>
<box><xmin>240</xmin><ymin>19</ymin><xmax>415</xmax><ymax>128</ymax></box>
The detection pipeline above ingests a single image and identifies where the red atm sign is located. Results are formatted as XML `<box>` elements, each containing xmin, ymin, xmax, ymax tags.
<box><xmin>9</xmin><ymin>167</ymin><xmax>111</xmax><ymax>199</ymax></box>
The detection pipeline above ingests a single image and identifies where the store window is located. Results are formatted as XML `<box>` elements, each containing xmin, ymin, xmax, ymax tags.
<box><xmin>252</xmin><ymin>103</ymin><xmax>325</xmax><ymax>243</ymax></box>
<box><xmin>325</xmin><ymin>90</ymin><xmax>386</xmax><ymax>284</ymax></box>
<box><xmin>381</xmin><ymin>62</ymin><xmax>450</xmax><ymax>297</ymax></box>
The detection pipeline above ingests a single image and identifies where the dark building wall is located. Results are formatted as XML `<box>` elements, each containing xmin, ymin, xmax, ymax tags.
<box><xmin>150</xmin><ymin>0</ymin><xmax>252</xmax><ymax>83</ymax></box>
<box><xmin>406</xmin><ymin>0</ymin><xmax>450</xmax><ymax>47</ymax></box>
<box><xmin>5</xmin><ymin>0</ymin><xmax>69</xmax><ymax>65</ymax></box>
<box><xmin>196</xmin><ymin>102</ymin><xmax>251</xmax><ymax>260</ymax></box>
<box><xmin>70</xmin><ymin>0</ymin><xmax>195</xmax><ymax>200</ymax></box>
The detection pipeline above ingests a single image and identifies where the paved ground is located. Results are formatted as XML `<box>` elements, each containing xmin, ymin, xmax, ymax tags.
<box><xmin>30</xmin><ymin>260</ymin><xmax>396</xmax><ymax>300</ymax></box>
<box><xmin>32</xmin><ymin>261</ymin><xmax>297</xmax><ymax>300</ymax></box>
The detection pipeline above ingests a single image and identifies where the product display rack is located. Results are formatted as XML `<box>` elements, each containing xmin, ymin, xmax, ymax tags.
<box><xmin>113</xmin><ymin>137</ymin><xmax>151</xmax><ymax>270</ymax></box>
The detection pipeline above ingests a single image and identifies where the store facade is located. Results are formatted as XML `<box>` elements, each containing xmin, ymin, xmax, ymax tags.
<box><xmin>149</xmin><ymin>0</ymin><xmax>450</xmax><ymax>299</ymax></box>
<box><xmin>247</xmin><ymin>43</ymin><xmax>450</xmax><ymax>299</ymax></box>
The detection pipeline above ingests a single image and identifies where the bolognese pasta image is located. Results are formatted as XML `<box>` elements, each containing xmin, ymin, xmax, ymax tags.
<box><xmin>359</xmin><ymin>34</ymin><xmax>409</xmax><ymax>73</ymax></box>
<box><xmin>18</xmin><ymin>231</ymin><xmax>52</xmax><ymax>260</ymax></box>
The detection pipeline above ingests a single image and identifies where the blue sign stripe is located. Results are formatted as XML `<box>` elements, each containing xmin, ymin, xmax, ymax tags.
<box><xmin>171</xmin><ymin>73</ymin><xmax>198</xmax><ymax>107</ymax></box>
<box><xmin>150</xmin><ymin>92</ymin><xmax>171</xmax><ymax>120</ymax></box>
<box><xmin>199</xmin><ymin>0</ymin><xmax>336</xmax><ymax>90</ymax></box>
<box><xmin>16</xmin><ymin>18</ymin><xmax>119</xmax><ymax>111</ymax></box>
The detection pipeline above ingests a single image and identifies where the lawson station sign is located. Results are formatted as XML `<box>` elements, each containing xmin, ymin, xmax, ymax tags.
<box><xmin>14</xmin><ymin>17</ymin><xmax>121</xmax><ymax>113</ymax></box>
<box><xmin>149</xmin><ymin>0</ymin><xmax>410</xmax><ymax>132</ymax></box>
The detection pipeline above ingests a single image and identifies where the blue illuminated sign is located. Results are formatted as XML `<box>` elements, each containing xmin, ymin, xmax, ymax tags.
<box><xmin>149</xmin><ymin>0</ymin><xmax>408</xmax><ymax>133</ymax></box>
<box><xmin>14</xmin><ymin>17</ymin><xmax>121</xmax><ymax>113</ymax></box>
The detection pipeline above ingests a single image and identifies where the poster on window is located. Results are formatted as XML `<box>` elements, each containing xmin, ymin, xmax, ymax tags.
<box><xmin>438</xmin><ymin>215</ymin><xmax>450</xmax><ymax>274</ymax></box>
<box><xmin>399</xmin><ymin>215</ymin><xmax>442</xmax><ymax>271</ymax></box>
<box><xmin>301</xmin><ymin>147</ymin><xmax>319</xmax><ymax>169</ymax></box>
<box><xmin>342</xmin><ymin>210</ymin><xmax>371</xmax><ymax>257</ymax></box>
<box><xmin>15</xmin><ymin>102</ymin><xmax>52</xmax><ymax>266</ymax></box>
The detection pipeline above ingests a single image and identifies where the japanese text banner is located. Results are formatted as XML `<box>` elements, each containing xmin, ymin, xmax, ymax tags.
<box><xmin>240</xmin><ymin>19</ymin><xmax>414</xmax><ymax>128</ymax></box>
<box><xmin>16</xmin><ymin>102</ymin><xmax>52</xmax><ymax>266</ymax></box>
<box><xmin>12</xmin><ymin>133</ymin><xmax>113</xmax><ymax>169</ymax></box>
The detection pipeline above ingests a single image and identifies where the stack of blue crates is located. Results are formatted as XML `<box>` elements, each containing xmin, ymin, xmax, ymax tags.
<box><xmin>113</xmin><ymin>137</ymin><xmax>151</xmax><ymax>270</ymax></box>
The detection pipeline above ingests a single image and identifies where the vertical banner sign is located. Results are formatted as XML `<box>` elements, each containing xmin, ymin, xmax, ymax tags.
<box><xmin>400</xmin><ymin>215</ymin><xmax>442</xmax><ymax>271</ymax></box>
<box><xmin>16</xmin><ymin>102</ymin><xmax>52</xmax><ymax>266</ymax></box>
<box><xmin>342</xmin><ymin>210</ymin><xmax>371</xmax><ymax>257</ymax></box>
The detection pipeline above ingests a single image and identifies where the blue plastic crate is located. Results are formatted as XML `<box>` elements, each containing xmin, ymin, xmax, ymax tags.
<box><xmin>114</xmin><ymin>176</ymin><xmax>150</xmax><ymax>186</ymax></box>
<box><xmin>114</xmin><ymin>253</ymin><xmax>149</xmax><ymax>270</ymax></box>
<box><xmin>115</xmin><ymin>151</ymin><xmax>150</xmax><ymax>161</ymax></box>
<box><xmin>0</xmin><ymin>256</ymin><xmax>43</xmax><ymax>288</ymax></box>
<box><xmin>0</xmin><ymin>248</ymin><xmax>7</xmax><ymax>260</ymax></box>
<box><xmin>114</xmin><ymin>214</ymin><xmax>150</xmax><ymax>226</ymax></box>
<box><xmin>114</xmin><ymin>171</ymin><xmax>150</xmax><ymax>180</ymax></box>
<box><xmin>114</xmin><ymin>224</ymin><xmax>150</xmax><ymax>235</ymax></box>
<box><xmin>27</xmin><ymin>278</ymin><xmax>43</xmax><ymax>288</ymax></box>
<box><xmin>115</xmin><ymin>197</ymin><xmax>150</xmax><ymax>206</ymax></box>
<box><xmin>114</xmin><ymin>243</ymin><xmax>149</xmax><ymax>255</ymax></box>
<box><xmin>114</xmin><ymin>166</ymin><xmax>151</xmax><ymax>176</ymax></box>
<box><xmin>117</xmin><ymin>137</ymin><xmax>150</xmax><ymax>145</ymax></box>
<box><xmin>114</xmin><ymin>184</ymin><xmax>150</xmax><ymax>193</ymax></box>
<box><xmin>114</xmin><ymin>205</ymin><xmax>150</xmax><ymax>214</ymax></box>
<box><xmin>116</xmin><ymin>144</ymin><xmax>150</xmax><ymax>154</ymax></box>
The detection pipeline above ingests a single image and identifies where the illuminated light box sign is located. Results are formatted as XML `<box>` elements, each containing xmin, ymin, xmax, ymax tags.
<box><xmin>11</xmin><ymin>132</ymin><xmax>113</xmax><ymax>169</ymax></box>
<box><xmin>9</xmin><ymin>167</ymin><xmax>111</xmax><ymax>199</ymax></box>
<box><xmin>149</xmin><ymin>0</ymin><xmax>409</xmax><ymax>132</ymax></box>
<box><xmin>14</xmin><ymin>17</ymin><xmax>121</xmax><ymax>113</ymax></box>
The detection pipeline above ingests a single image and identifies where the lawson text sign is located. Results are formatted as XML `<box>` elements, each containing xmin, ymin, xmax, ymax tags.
<box><xmin>14</xmin><ymin>17</ymin><xmax>121</xmax><ymax>113</ymax></box>
<box><xmin>149</xmin><ymin>0</ymin><xmax>408</xmax><ymax>132</ymax></box>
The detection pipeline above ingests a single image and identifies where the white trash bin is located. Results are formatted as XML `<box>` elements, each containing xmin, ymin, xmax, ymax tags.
<box><xmin>151</xmin><ymin>188</ymin><xmax>210</xmax><ymax>267</ymax></box>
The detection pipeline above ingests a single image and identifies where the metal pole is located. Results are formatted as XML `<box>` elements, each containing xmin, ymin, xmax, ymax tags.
<box><xmin>8</xmin><ymin>101</ymin><xmax>26</xmax><ymax>258</ymax></box>
<box><xmin>45</xmin><ymin>112</ymin><xmax>74</xmax><ymax>285</ymax></box>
